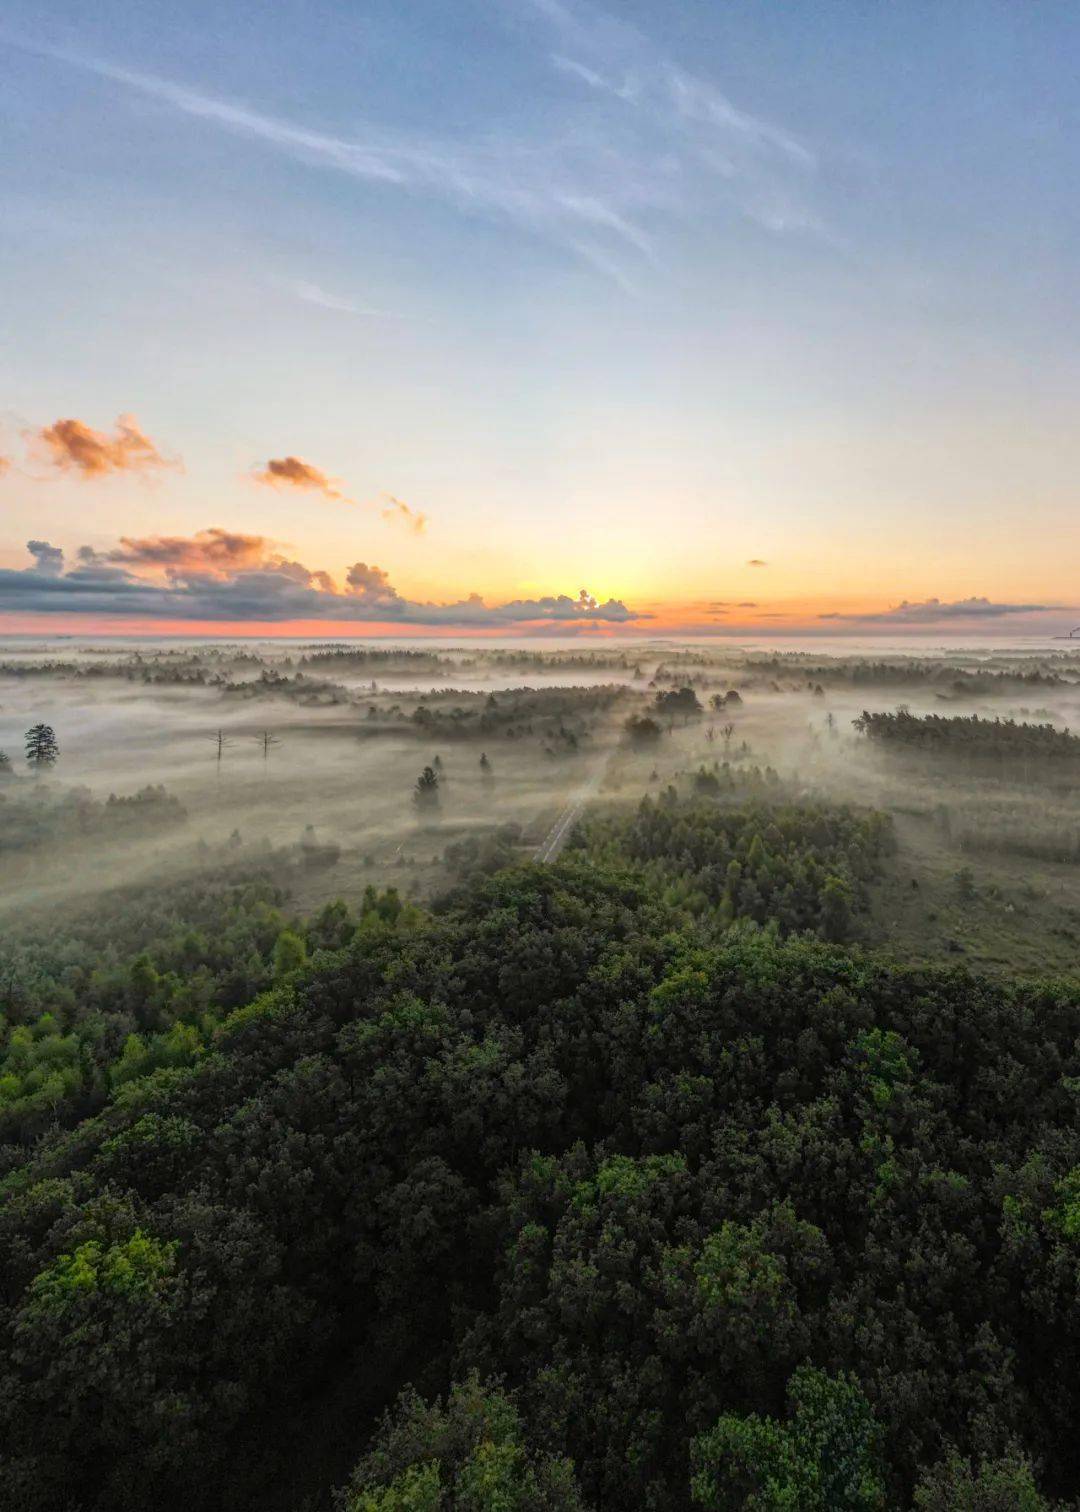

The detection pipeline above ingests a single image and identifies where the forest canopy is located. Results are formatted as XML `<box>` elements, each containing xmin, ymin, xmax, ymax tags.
<box><xmin>2</xmin><ymin>855</ymin><xmax>1079</xmax><ymax>1511</ymax></box>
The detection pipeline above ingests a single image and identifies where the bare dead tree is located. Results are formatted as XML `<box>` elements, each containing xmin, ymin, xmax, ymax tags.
<box><xmin>207</xmin><ymin>728</ymin><xmax>234</xmax><ymax>778</ymax></box>
<box><xmin>253</xmin><ymin>730</ymin><xmax>281</xmax><ymax>772</ymax></box>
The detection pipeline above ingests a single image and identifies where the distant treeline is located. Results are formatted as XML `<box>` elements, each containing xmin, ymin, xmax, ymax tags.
<box><xmin>743</xmin><ymin>657</ymin><xmax>1071</xmax><ymax>692</ymax></box>
<box><xmin>0</xmin><ymin>656</ymin><xmax>263</xmax><ymax>687</ymax></box>
<box><xmin>855</xmin><ymin>709</ymin><xmax>1080</xmax><ymax>764</ymax></box>
<box><xmin>300</xmin><ymin>647</ymin><xmax>455</xmax><ymax>673</ymax></box>
<box><xmin>476</xmin><ymin>649</ymin><xmax>641</xmax><ymax>671</ymax></box>
<box><xmin>298</xmin><ymin>647</ymin><xmax>641</xmax><ymax>674</ymax></box>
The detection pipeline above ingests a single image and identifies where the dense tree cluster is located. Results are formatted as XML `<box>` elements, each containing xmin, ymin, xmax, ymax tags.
<box><xmin>0</xmin><ymin>873</ymin><xmax>400</xmax><ymax>1150</ymax></box>
<box><xmin>574</xmin><ymin>795</ymin><xmax>894</xmax><ymax>939</ymax></box>
<box><xmin>218</xmin><ymin>670</ymin><xmax>352</xmax><ymax>705</ymax></box>
<box><xmin>399</xmin><ymin>684</ymin><xmax>629</xmax><ymax>747</ymax></box>
<box><xmin>854</xmin><ymin>709</ymin><xmax>1080</xmax><ymax>763</ymax></box>
<box><xmin>655</xmin><ymin>686</ymin><xmax>704</xmax><ymax>723</ymax></box>
<box><xmin>4</xmin><ymin>857</ymin><xmax>1078</xmax><ymax>1509</ymax></box>
<box><xmin>625</xmin><ymin>712</ymin><xmax>663</xmax><ymax>744</ymax></box>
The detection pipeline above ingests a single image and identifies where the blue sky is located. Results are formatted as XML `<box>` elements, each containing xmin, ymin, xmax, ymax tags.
<box><xmin>2</xmin><ymin>0</ymin><xmax>1079</xmax><ymax>632</ymax></box>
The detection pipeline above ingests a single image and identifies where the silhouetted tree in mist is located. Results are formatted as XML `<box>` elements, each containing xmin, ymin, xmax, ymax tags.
<box><xmin>24</xmin><ymin>724</ymin><xmax>58</xmax><ymax>771</ymax></box>
<box><xmin>414</xmin><ymin>766</ymin><xmax>441</xmax><ymax>813</ymax></box>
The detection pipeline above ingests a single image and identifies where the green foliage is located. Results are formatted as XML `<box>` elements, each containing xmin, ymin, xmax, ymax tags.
<box><xmin>27</xmin><ymin>1229</ymin><xmax>178</xmax><ymax>1315</ymax></box>
<box><xmin>576</xmin><ymin>795</ymin><xmax>894</xmax><ymax>940</ymax></box>
<box><xmin>0</xmin><ymin>870</ymin><xmax>328</xmax><ymax>1146</ymax></box>
<box><xmin>690</xmin><ymin>1367</ymin><xmax>884</xmax><ymax>1510</ymax></box>
<box><xmin>272</xmin><ymin>927</ymin><xmax>308</xmax><ymax>979</ymax></box>
<box><xmin>820</xmin><ymin>874</ymin><xmax>854</xmax><ymax>941</ymax></box>
<box><xmin>912</xmin><ymin>1451</ymin><xmax>1056</xmax><ymax>1510</ymax></box>
<box><xmin>340</xmin><ymin>1376</ymin><xmax>586</xmax><ymax>1510</ymax></box>
<box><xmin>0</xmin><ymin>853</ymin><xmax>1075</xmax><ymax>1512</ymax></box>
<box><xmin>1042</xmin><ymin>1167</ymin><xmax>1080</xmax><ymax>1239</ymax></box>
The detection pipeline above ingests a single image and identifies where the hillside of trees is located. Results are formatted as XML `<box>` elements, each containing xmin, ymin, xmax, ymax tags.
<box><xmin>2</xmin><ymin>856</ymin><xmax>1079</xmax><ymax>1510</ymax></box>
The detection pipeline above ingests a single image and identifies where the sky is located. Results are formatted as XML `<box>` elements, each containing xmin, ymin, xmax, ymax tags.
<box><xmin>1</xmin><ymin>0</ymin><xmax>1079</xmax><ymax>637</ymax></box>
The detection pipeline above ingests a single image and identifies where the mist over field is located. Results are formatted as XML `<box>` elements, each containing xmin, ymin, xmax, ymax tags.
<box><xmin>5</xmin><ymin>634</ymin><xmax>1080</xmax><ymax>968</ymax></box>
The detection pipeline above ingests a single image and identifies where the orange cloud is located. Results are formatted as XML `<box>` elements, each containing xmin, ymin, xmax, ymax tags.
<box><xmin>252</xmin><ymin>455</ymin><xmax>348</xmax><ymax>501</ymax></box>
<box><xmin>0</xmin><ymin>455</ymin><xmax>11</xmax><ymax>476</ymax></box>
<box><xmin>380</xmin><ymin>493</ymin><xmax>428</xmax><ymax>534</ymax></box>
<box><xmin>108</xmin><ymin>527</ymin><xmax>272</xmax><ymax>577</ymax></box>
<box><xmin>33</xmin><ymin>413</ymin><xmax>177</xmax><ymax>478</ymax></box>
<box><xmin>345</xmin><ymin>560</ymin><xmax>400</xmax><ymax>602</ymax></box>
<box><xmin>0</xmin><ymin>529</ymin><xmax>646</xmax><ymax>629</ymax></box>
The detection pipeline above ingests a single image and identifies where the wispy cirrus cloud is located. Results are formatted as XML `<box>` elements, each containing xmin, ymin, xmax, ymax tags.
<box><xmin>519</xmin><ymin>0</ymin><xmax>822</xmax><ymax>234</ymax></box>
<box><xmin>17</xmin><ymin>3</ymin><xmax>824</xmax><ymax>292</ymax></box>
<box><xmin>291</xmin><ymin>280</ymin><xmax>393</xmax><ymax>318</ymax></box>
<box><xmin>380</xmin><ymin>494</ymin><xmax>428</xmax><ymax>535</ymax></box>
<box><xmin>0</xmin><ymin>533</ymin><xmax>646</xmax><ymax>627</ymax></box>
<box><xmin>551</xmin><ymin>53</ymin><xmax>622</xmax><ymax>95</ymax></box>
<box><xmin>29</xmin><ymin>413</ymin><xmax>178</xmax><ymax>479</ymax></box>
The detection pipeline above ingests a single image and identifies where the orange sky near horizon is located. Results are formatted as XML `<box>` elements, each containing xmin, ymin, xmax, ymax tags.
<box><xmin>0</xmin><ymin>592</ymin><xmax>1070</xmax><ymax>640</ymax></box>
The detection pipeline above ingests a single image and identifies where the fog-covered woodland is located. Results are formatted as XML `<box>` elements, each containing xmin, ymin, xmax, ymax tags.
<box><xmin>4</xmin><ymin>636</ymin><xmax>1080</xmax><ymax>1510</ymax></box>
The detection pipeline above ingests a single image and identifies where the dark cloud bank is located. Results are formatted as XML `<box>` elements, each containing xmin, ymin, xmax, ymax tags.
<box><xmin>0</xmin><ymin>533</ymin><xmax>643</xmax><ymax>628</ymax></box>
<box><xmin>820</xmin><ymin>597</ymin><xmax>1058</xmax><ymax>625</ymax></box>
